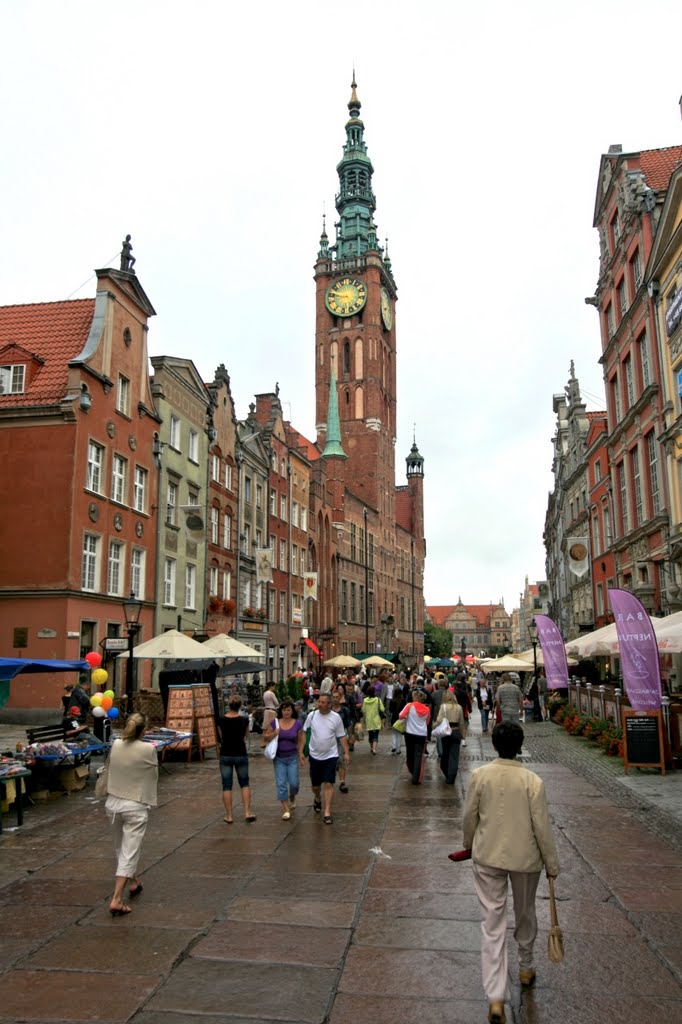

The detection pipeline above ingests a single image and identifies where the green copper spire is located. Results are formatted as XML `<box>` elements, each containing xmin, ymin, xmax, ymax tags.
<box><xmin>322</xmin><ymin>361</ymin><xmax>347</xmax><ymax>459</ymax></box>
<box><xmin>334</xmin><ymin>73</ymin><xmax>381</xmax><ymax>259</ymax></box>
<box><xmin>317</xmin><ymin>212</ymin><xmax>331</xmax><ymax>259</ymax></box>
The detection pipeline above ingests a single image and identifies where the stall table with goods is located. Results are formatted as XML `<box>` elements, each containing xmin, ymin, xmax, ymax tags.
<box><xmin>0</xmin><ymin>758</ymin><xmax>32</xmax><ymax>832</ymax></box>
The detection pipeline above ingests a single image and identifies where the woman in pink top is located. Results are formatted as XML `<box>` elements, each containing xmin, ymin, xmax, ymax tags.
<box><xmin>399</xmin><ymin>689</ymin><xmax>431</xmax><ymax>785</ymax></box>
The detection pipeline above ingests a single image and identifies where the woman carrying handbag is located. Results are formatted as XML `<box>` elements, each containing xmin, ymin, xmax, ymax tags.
<box><xmin>433</xmin><ymin>691</ymin><xmax>464</xmax><ymax>784</ymax></box>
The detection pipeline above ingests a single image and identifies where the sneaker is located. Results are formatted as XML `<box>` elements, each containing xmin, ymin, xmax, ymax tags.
<box><xmin>289</xmin><ymin>796</ymin><xmax>296</xmax><ymax>809</ymax></box>
<box><xmin>339</xmin><ymin>782</ymin><xmax>349</xmax><ymax>793</ymax></box>
<box><xmin>461</xmin><ymin>739</ymin><xmax>467</xmax><ymax>747</ymax></box>
<box><xmin>282</xmin><ymin>811</ymin><xmax>291</xmax><ymax>820</ymax></box>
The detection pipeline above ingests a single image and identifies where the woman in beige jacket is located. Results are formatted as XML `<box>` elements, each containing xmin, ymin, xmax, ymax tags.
<box><xmin>462</xmin><ymin>722</ymin><xmax>560</xmax><ymax>1024</ymax></box>
<box><xmin>104</xmin><ymin>713</ymin><xmax>158</xmax><ymax>916</ymax></box>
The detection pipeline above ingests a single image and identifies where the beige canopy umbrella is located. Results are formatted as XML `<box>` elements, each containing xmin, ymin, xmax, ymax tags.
<box><xmin>323</xmin><ymin>654</ymin><xmax>362</xmax><ymax>669</ymax></box>
<box><xmin>515</xmin><ymin>648</ymin><xmax>580</xmax><ymax>668</ymax></box>
<box><xmin>651</xmin><ymin>610</ymin><xmax>682</xmax><ymax>652</ymax></box>
<box><xmin>117</xmin><ymin>629</ymin><xmax>210</xmax><ymax>660</ymax></box>
<box><xmin>362</xmin><ymin>655</ymin><xmax>394</xmax><ymax>668</ymax></box>
<box><xmin>480</xmin><ymin>654</ymin><xmax>536</xmax><ymax>674</ymax></box>
<box><xmin>202</xmin><ymin>633</ymin><xmax>263</xmax><ymax>659</ymax></box>
<box><xmin>565</xmin><ymin>622</ymin><xmax>619</xmax><ymax>658</ymax></box>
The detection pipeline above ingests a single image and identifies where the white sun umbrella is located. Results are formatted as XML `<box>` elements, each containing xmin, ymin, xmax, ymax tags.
<box><xmin>118</xmin><ymin>629</ymin><xmax>211</xmax><ymax>659</ymax></box>
<box><xmin>362</xmin><ymin>655</ymin><xmax>394</xmax><ymax>668</ymax></box>
<box><xmin>323</xmin><ymin>654</ymin><xmax>362</xmax><ymax>668</ymax></box>
<box><xmin>515</xmin><ymin>648</ymin><xmax>580</xmax><ymax>668</ymax></box>
<box><xmin>202</xmin><ymin>634</ymin><xmax>264</xmax><ymax>659</ymax></box>
<box><xmin>651</xmin><ymin>610</ymin><xmax>682</xmax><ymax>653</ymax></box>
<box><xmin>480</xmin><ymin>655</ymin><xmax>536</xmax><ymax>674</ymax></box>
<box><xmin>565</xmin><ymin>622</ymin><xmax>619</xmax><ymax>658</ymax></box>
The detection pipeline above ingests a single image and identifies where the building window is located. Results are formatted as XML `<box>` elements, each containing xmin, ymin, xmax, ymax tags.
<box><xmin>222</xmin><ymin>569</ymin><xmax>232</xmax><ymax>600</ymax></box>
<box><xmin>271</xmin><ymin>450</ymin><xmax>277</xmax><ymax>471</ymax></box>
<box><xmin>243</xmin><ymin>523</ymin><xmax>251</xmax><ymax>552</ymax></box>
<box><xmin>400</xmin><ymin>596</ymin><xmax>405</xmax><ymax>630</ymax></box>
<box><xmin>82</xmin><ymin>534</ymin><xmax>100</xmax><ymax>592</ymax></box>
<box><xmin>133</xmin><ymin>467</ymin><xmax>147</xmax><ymax>512</ymax></box>
<box><xmin>632</xmin><ymin>446</ymin><xmax>642</xmax><ymax>527</ymax></box>
<box><xmin>619</xmin><ymin>462</ymin><xmax>629</xmax><ymax>534</ymax></box>
<box><xmin>611</xmin><ymin>212</ymin><xmax>621</xmax><ymax>248</ymax></box>
<box><xmin>169</xmin><ymin>415</ymin><xmax>180</xmax><ymax>450</ymax></box>
<box><xmin>256</xmin><ymin>484</ymin><xmax>263</xmax><ymax>510</ymax></box>
<box><xmin>210</xmin><ymin>565</ymin><xmax>219</xmax><ymax>594</ymax></box>
<box><xmin>350</xmin><ymin>582</ymin><xmax>357</xmax><ymax>621</ymax></box>
<box><xmin>592</xmin><ymin>513</ymin><xmax>601</xmax><ymax>557</ymax></box>
<box><xmin>596</xmin><ymin>582</ymin><xmax>605</xmax><ymax>617</ymax></box>
<box><xmin>0</xmin><ymin>364</ymin><xmax>25</xmax><ymax>394</ymax></box>
<box><xmin>107</xmin><ymin>541</ymin><xmax>124</xmax><ymax>595</ymax></box>
<box><xmin>341</xmin><ymin>580</ymin><xmax>348</xmax><ymax>621</ymax></box>
<box><xmin>188</xmin><ymin>429</ymin><xmax>199</xmax><ymax>463</ymax></box>
<box><xmin>279</xmin><ymin>538</ymin><xmax>286</xmax><ymax>571</ymax></box>
<box><xmin>164</xmin><ymin>558</ymin><xmax>176</xmax><ymax>605</ymax></box>
<box><xmin>268</xmin><ymin>588</ymin><xmax>276</xmax><ymax>622</ymax></box>
<box><xmin>87</xmin><ymin>441</ymin><xmax>104</xmax><ymax>493</ymax></box>
<box><xmin>116</xmin><ymin>375</ymin><xmax>130</xmax><ymax>416</ymax></box>
<box><xmin>360</xmin><ymin>585</ymin><xmax>365</xmax><ymax>623</ymax></box>
<box><xmin>279</xmin><ymin>592</ymin><xmax>286</xmax><ymax>623</ymax></box>
<box><xmin>225</xmin><ymin>463</ymin><xmax>232</xmax><ymax>490</ymax></box>
<box><xmin>638</xmin><ymin>331</ymin><xmax>651</xmax><ymax>388</ymax></box>
<box><xmin>280</xmin><ymin>458</ymin><xmax>286</xmax><ymax>477</ymax></box>
<box><xmin>166</xmin><ymin>480</ymin><xmax>177</xmax><ymax>526</ymax></box>
<box><xmin>594</xmin><ymin>459</ymin><xmax>602</xmax><ymax>483</ymax></box>
<box><xmin>131</xmin><ymin>548</ymin><xmax>144</xmax><ymax>598</ymax></box>
<box><xmin>210</xmin><ymin>506</ymin><xmax>219</xmax><ymax>544</ymax></box>
<box><xmin>631</xmin><ymin>249</ymin><xmax>642</xmax><ymax>291</ymax></box>
<box><xmin>647</xmin><ymin>432</ymin><xmax>661</xmax><ymax>515</ymax></box>
<box><xmin>244</xmin><ymin>476</ymin><xmax>252</xmax><ymax>504</ymax></box>
<box><xmin>270</xmin><ymin>490</ymin><xmax>276</xmax><ymax>515</ymax></box>
<box><xmin>291</xmin><ymin>544</ymin><xmax>298</xmax><ymax>575</ymax></box>
<box><xmin>624</xmin><ymin>355</ymin><xmax>635</xmax><ymax>407</ymax></box>
<box><xmin>606</xmin><ymin>303</ymin><xmax>615</xmax><ymax>338</ymax></box>
<box><xmin>368</xmin><ymin>590</ymin><xmax>375</xmax><ymax>626</ymax></box>
<box><xmin>188</xmin><ymin>487</ymin><xmax>199</xmax><ymax>507</ymax></box>
<box><xmin>223</xmin><ymin>513</ymin><xmax>232</xmax><ymax>549</ymax></box>
<box><xmin>617</xmin><ymin>278</ymin><xmax>628</xmax><ymax>320</ymax></box>
<box><xmin>611</xmin><ymin>373</ymin><xmax>621</xmax><ymax>424</ymax></box>
<box><xmin>350</xmin><ymin>523</ymin><xmax>357</xmax><ymax>561</ymax></box>
<box><xmin>185</xmin><ymin>564</ymin><xmax>196</xmax><ymax>609</ymax></box>
<box><xmin>112</xmin><ymin>454</ymin><xmax>127</xmax><ymax>504</ymax></box>
<box><xmin>210</xmin><ymin>454</ymin><xmax>218</xmax><ymax>481</ymax></box>
<box><xmin>292</xmin><ymin>501</ymin><xmax>299</xmax><ymax>527</ymax></box>
<box><xmin>603</xmin><ymin>502</ymin><xmax>612</xmax><ymax>548</ymax></box>
<box><xmin>280</xmin><ymin>495</ymin><xmax>287</xmax><ymax>521</ymax></box>
<box><xmin>300</xmin><ymin>506</ymin><xmax>307</xmax><ymax>532</ymax></box>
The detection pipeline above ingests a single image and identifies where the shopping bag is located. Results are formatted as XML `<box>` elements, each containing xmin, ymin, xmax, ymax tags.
<box><xmin>432</xmin><ymin>717</ymin><xmax>452</xmax><ymax>739</ymax></box>
<box><xmin>95</xmin><ymin>763</ymin><xmax>108</xmax><ymax>799</ymax></box>
<box><xmin>391</xmin><ymin>719</ymin><xmax>406</xmax><ymax>734</ymax></box>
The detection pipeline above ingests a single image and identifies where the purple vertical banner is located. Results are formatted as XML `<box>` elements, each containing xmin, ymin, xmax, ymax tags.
<box><xmin>608</xmin><ymin>589</ymin><xmax>662</xmax><ymax>710</ymax></box>
<box><xmin>535</xmin><ymin>615</ymin><xmax>570</xmax><ymax>690</ymax></box>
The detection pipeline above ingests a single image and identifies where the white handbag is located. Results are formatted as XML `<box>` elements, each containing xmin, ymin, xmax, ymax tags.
<box><xmin>264</xmin><ymin>733</ymin><xmax>279</xmax><ymax>760</ymax></box>
<box><xmin>432</xmin><ymin>716</ymin><xmax>452</xmax><ymax>739</ymax></box>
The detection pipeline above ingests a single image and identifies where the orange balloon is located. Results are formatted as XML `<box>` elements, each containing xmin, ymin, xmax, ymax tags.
<box><xmin>100</xmin><ymin>696</ymin><xmax>113</xmax><ymax>712</ymax></box>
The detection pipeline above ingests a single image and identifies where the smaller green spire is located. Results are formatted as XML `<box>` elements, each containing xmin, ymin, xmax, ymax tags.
<box><xmin>317</xmin><ymin>211</ymin><xmax>330</xmax><ymax>259</ymax></box>
<box><xmin>322</xmin><ymin>360</ymin><xmax>347</xmax><ymax>460</ymax></box>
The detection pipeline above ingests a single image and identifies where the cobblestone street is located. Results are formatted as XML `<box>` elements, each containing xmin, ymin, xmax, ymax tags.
<box><xmin>1</xmin><ymin>718</ymin><xmax>682</xmax><ymax>1023</ymax></box>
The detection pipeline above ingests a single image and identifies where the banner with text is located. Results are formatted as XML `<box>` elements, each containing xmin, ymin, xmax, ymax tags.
<box><xmin>608</xmin><ymin>589</ymin><xmax>662</xmax><ymax>711</ymax></box>
<box><xmin>535</xmin><ymin>614</ymin><xmax>570</xmax><ymax>690</ymax></box>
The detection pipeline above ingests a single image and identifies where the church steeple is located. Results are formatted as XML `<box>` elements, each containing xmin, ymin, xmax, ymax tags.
<box><xmin>334</xmin><ymin>73</ymin><xmax>380</xmax><ymax>259</ymax></box>
<box><xmin>321</xmin><ymin>360</ymin><xmax>347</xmax><ymax>460</ymax></box>
<box><xmin>406</xmin><ymin>433</ymin><xmax>425</xmax><ymax>478</ymax></box>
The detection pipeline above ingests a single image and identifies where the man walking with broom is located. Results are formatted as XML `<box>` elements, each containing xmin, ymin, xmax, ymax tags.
<box><xmin>462</xmin><ymin>722</ymin><xmax>560</xmax><ymax>1024</ymax></box>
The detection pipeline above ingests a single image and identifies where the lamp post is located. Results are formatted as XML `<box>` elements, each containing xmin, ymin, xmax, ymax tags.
<box><xmin>527</xmin><ymin>617</ymin><xmax>543</xmax><ymax>722</ymax></box>
<box><xmin>460</xmin><ymin>636</ymin><xmax>466</xmax><ymax>669</ymax></box>
<box><xmin>122</xmin><ymin>591</ymin><xmax>143</xmax><ymax>710</ymax></box>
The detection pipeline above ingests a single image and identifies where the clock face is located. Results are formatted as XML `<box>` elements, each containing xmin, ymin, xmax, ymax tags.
<box><xmin>569</xmin><ymin>542</ymin><xmax>588</xmax><ymax>561</ymax></box>
<box><xmin>380</xmin><ymin>287</ymin><xmax>393</xmax><ymax>330</ymax></box>
<box><xmin>325</xmin><ymin>277</ymin><xmax>367</xmax><ymax>317</ymax></box>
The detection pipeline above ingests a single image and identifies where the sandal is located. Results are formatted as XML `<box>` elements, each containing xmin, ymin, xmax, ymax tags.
<box><xmin>109</xmin><ymin>903</ymin><xmax>132</xmax><ymax>917</ymax></box>
<box><xmin>128</xmin><ymin>882</ymin><xmax>143</xmax><ymax>899</ymax></box>
<box><xmin>223</xmin><ymin>817</ymin><xmax>233</xmax><ymax>824</ymax></box>
<box><xmin>245</xmin><ymin>815</ymin><xmax>257</xmax><ymax>823</ymax></box>
<box><xmin>323</xmin><ymin>815</ymin><xmax>333</xmax><ymax>825</ymax></box>
<box><xmin>313</xmin><ymin>799</ymin><xmax>322</xmax><ymax>813</ymax></box>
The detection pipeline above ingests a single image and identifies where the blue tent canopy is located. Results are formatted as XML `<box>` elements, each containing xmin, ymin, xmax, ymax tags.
<box><xmin>0</xmin><ymin>658</ymin><xmax>89</xmax><ymax>708</ymax></box>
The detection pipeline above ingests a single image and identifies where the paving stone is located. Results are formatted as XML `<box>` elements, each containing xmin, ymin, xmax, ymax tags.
<box><xmin>146</xmin><ymin>958</ymin><xmax>334</xmax><ymax>1022</ymax></box>
<box><xmin>0</xmin><ymin>901</ymin><xmax>86</xmax><ymax>940</ymax></box>
<box><xmin>227</xmin><ymin>896</ymin><xmax>356</xmax><ymax>928</ymax></box>
<box><xmin>328</xmin><ymin>994</ymin><xmax>490</xmax><ymax>1024</ymax></box>
<box><xmin>527</xmin><ymin>933</ymin><xmax>680</xmax><ymax>995</ymax></box>
<box><xmin>627</xmin><ymin>910</ymin><xmax>682</xmax><ymax>946</ymax></box>
<box><xmin>339</xmin><ymin>947</ymin><xmax>482</xmax><ymax>997</ymax></box>
<box><xmin>360</xmin><ymin>889</ymin><xmax>481</xmax><ymax>921</ymax></box>
<box><xmin>192</xmin><ymin>919</ymin><xmax>350</xmax><ymax>966</ymax></box>
<box><xmin>134</xmin><ymin>1016</ymin><xmax>311</xmax><ymax>1024</ymax></box>
<box><xmin>368</xmin><ymin>862</ymin><xmax>477</xmax><ymax>893</ymax></box>
<box><xmin>24</xmin><ymin>922</ymin><xmax>195</xmax><ymax>973</ymax></box>
<box><xmin>0</xmin><ymin>876</ymin><xmax>110</xmax><ymax>906</ymax></box>
<box><xmin>240</xmin><ymin>872</ymin><xmax>364</xmax><ymax>901</ymax></box>
<box><xmin>522</xmin><ymin>991</ymin><xmax>681</xmax><ymax>1024</ymax></box>
<box><xmin>0</xmin><ymin>937</ymin><xmax>38</xmax><ymax>970</ymax></box>
<box><xmin>611</xmin><ymin>884</ymin><xmax>682</xmax><ymax>913</ymax></box>
<box><xmin>533</xmin><ymin>897</ymin><xmax>636</xmax><ymax>936</ymax></box>
<box><xmin>354</xmin><ymin>912</ymin><xmax>480</xmax><ymax>951</ymax></box>
<box><xmin>0</xmin><ymin>969</ymin><xmax>160</xmax><ymax>1022</ymax></box>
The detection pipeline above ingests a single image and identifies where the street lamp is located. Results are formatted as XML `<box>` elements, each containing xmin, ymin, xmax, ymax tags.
<box><xmin>122</xmin><ymin>591</ymin><xmax>143</xmax><ymax>709</ymax></box>
<box><xmin>460</xmin><ymin>637</ymin><xmax>466</xmax><ymax>667</ymax></box>
<box><xmin>527</xmin><ymin>617</ymin><xmax>543</xmax><ymax>722</ymax></box>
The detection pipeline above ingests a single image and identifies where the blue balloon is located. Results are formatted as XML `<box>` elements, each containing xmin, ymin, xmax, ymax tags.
<box><xmin>108</xmin><ymin>707</ymin><xmax>120</xmax><ymax>720</ymax></box>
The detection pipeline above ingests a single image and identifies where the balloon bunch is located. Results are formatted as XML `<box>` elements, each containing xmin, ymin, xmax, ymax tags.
<box><xmin>84</xmin><ymin>651</ymin><xmax>120</xmax><ymax>720</ymax></box>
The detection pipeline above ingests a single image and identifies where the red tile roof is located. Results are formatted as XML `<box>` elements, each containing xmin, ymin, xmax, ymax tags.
<box><xmin>284</xmin><ymin>423</ymin><xmax>320</xmax><ymax>461</ymax></box>
<box><xmin>427</xmin><ymin>603</ymin><xmax>506</xmax><ymax>628</ymax></box>
<box><xmin>0</xmin><ymin>299</ymin><xmax>95</xmax><ymax>406</ymax></box>
<box><xmin>640</xmin><ymin>146</ymin><xmax>682</xmax><ymax>190</ymax></box>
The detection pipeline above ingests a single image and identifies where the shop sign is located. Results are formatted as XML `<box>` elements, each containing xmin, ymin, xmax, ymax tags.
<box><xmin>666</xmin><ymin>289</ymin><xmax>682</xmax><ymax>336</ymax></box>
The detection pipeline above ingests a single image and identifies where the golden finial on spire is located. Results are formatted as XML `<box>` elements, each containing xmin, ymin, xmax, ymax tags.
<box><xmin>349</xmin><ymin>68</ymin><xmax>360</xmax><ymax>111</ymax></box>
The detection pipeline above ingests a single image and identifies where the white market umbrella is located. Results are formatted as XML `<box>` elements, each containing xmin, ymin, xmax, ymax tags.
<box><xmin>480</xmin><ymin>654</ymin><xmax>537</xmax><ymax>674</ymax></box>
<box><xmin>362</xmin><ymin>655</ymin><xmax>394</xmax><ymax>668</ymax></box>
<box><xmin>565</xmin><ymin>622</ymin><xmax>618</xmax><ymax>658</ymax></box>
<box><xmin>323</xmin><ymin>654</ymin><xmax>362</xmax><ymax>669</ymax></box>
<box><xmin>651</xmin><ymin>610</ymin><xmax>682</xmax><ymax>652</ymax></box>
<box><xmin>515</xmin><ymin>648</ymin><xmax>580</xmax><ymax>668</ymax></box>
<box><xmin>117</xmin><ymin>629</ymin><xmax>210</xmax><ymax>660</ymax></box>
<box><xmin>202</xmin><ymin>633</ymin><xmax>263</xmax><ymax>659</ymax></box>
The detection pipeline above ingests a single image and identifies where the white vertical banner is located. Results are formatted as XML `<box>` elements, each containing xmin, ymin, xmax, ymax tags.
<box><xmin>256</xmin><ymin>548</ymin><xmax>274</xmax><ymax>583</ymax></box>
<box><xmin>304</xmin><ymin>573</ymin><xmax>318</xmax><ymax>601</ymax></box>
<box><xmin>567</xmin><ymin>538</ymin><xmax>589</xmax><ymax>578</ymax></box>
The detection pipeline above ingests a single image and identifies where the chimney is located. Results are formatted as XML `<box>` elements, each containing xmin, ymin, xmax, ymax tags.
<box><xmin>607</xmin><ymin>144</ymin><xmax>623</xmax><ymax>155</ymax></box>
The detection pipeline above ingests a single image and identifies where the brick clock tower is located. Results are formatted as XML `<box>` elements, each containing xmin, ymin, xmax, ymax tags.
<box><xmin>313</xmin><ymin>77</ymin><xmax>426</xmax><ymax>661</ymax></box>
<box><xmin>314</xmin><ymin>76</ymin><xmax>398</xmax><ymax>521</ymax></box>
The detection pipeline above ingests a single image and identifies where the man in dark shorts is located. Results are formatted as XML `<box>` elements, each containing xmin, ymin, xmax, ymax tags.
<box><xmin>298</xmin><ymin>693</ymin><xmax>350</xmax><ymax>824</ymax></box>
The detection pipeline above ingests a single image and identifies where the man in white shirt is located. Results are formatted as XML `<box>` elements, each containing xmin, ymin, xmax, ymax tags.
<box><xmin>298</xmin><ymin>693</ymin><xmax>350</xmax><ymax>825</ymax></box>
<box><xmin>319</xmin><ymin>674</ymin><xmax>334</xmax><ymax>695</ymax></box>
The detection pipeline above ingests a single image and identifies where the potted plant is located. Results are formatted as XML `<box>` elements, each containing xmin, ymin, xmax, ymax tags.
<box><xmin>209</xmin><ymin>595</ymin><xmax>221</xmax><ymax>613</ymax></box>
<box><xmin>223</xmin><ymin>598</ymin><xmax>236</xmax><ymax>615</ymax></box>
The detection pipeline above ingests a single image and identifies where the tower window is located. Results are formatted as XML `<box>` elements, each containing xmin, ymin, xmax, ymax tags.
<box><xmin>343</xmin><ymin>341</ymin><xmax>351</xmax><ymax>374</ymax></box>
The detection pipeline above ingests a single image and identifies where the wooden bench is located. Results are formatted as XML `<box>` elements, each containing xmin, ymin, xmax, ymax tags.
<box><xmin>26</xmin><ymin>723</ymin><xmax>68</xmax><ymax>746</ymax></box>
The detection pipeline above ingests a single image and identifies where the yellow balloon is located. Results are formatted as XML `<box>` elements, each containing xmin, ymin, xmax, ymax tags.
<box><xmin>103</xmin><ymin>689</ymin><xmax>115</xmax><ymax>700</ymax></box>
<box><xmin>90</xmin><ymin>694</ymin><xmax>103</xmax><ymax>706</ymax></box>
<box><xmin>91</xmin><ymin>668</ymin><xmax>108</xmax><ymax>686</ymax></box>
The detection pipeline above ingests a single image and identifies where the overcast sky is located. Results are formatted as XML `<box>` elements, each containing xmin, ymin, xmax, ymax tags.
<box><xmin>2</xmin><ymin>1</ymin><xmax>681</xmax><ymax>612</ymax></box>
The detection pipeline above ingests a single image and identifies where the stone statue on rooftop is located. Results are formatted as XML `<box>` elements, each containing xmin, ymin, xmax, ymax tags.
<box><xmin>120</xmin><ymin>235</ymin><xmax>136</xmax><ymax>272</ymax></box>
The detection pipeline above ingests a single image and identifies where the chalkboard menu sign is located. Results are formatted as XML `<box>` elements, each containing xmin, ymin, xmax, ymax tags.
<box><xmin>622</xmin><ymin>710</ymin><xmax>666</xmax><ymax>776</ymax></box>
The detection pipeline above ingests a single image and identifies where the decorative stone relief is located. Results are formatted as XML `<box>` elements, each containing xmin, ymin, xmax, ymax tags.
<box><xmin>107</xmin><ymin>421</ymin><xmax>116</xmax><ymax>438</ymax></box>
<box><xmin>88</xmin><ymin>502</ymin><xmax>99</xmax><ymax>522</ymax></box>
<box><xmin>128</xmin><ymin>435</ymin><xmax>137</xmax><ymax>451</ymax></box>
<box><xmin>113</xmin><ymin>513</ymin><xmax>123</xmax><ymax>532</ymax></box>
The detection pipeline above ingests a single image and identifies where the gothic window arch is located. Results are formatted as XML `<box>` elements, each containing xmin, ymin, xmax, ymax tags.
<box><xmin>330</xmin><ymin>340</ymin><xmax>338</xmax><ymax>371</ymax></box>
<box><xmin>343</xmin><ymin>340</ymin><xmax>351</xmax><ymax>375</ymax></box>
<box><xmin>355</xmin><ymin>385</ymin><xmax>364</xmax><ymax>420</ymax></box>
<box><xmin>354</xmin><ymin>338</ymin><xmax>363</xmax><ymax>379</ymax></box>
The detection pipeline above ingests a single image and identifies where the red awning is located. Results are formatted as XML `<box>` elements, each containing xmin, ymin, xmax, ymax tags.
<box><xmin>304</xmin><ymin>638</ymin><xmax>321</xmax><ymax>656</ymax></box>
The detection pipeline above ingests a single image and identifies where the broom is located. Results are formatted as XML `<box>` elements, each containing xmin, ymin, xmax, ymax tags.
<box><xmin>547</xmin><ymin>876</ymin><xmax>564</xmax><ymax>963</ymax></box>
